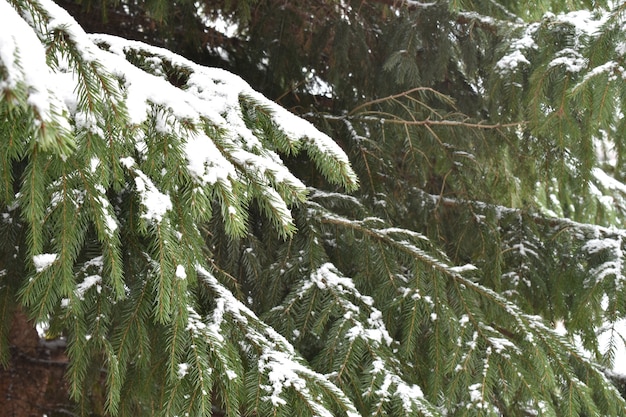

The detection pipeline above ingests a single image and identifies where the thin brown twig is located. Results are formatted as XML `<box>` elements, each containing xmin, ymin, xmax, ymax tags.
<box><xmin>357</xmin><ymin>113</ymin><xmax>525</xmax><ymax>130</ymax></box>
<box><xmin>348</xmin><ymin>87</ymin><xmax>455</xmax><ymax>115</ymax></box>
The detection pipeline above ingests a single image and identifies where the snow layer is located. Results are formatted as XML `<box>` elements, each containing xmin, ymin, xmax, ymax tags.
<box><xmin>3</xmin><ymin>0</ymin><xmax>356</xmax><ymax>233</ymax></box>
<box><xmin>0</xmin><ymin>0</ymin><xmax>70</xmax><ymax>133</ymax></box>
<box><xmin>196</xmin><ymin>266</ymin><xmax>361</xmax><ymax>416</ymax></box>
<box><xmin>496</xmin><ymin>10</ymin><xmax>606</xmax><ymax>76</ymax></box>
<box><xmin>33</xmin><ymin>253</ymin><xmax>58</xmax><ymax>272</ymax></box>
<box><xmin>495</xmin><ymin>23</ymin><xmax>538</xmax><ymax>73</ymax></box>
<box><xmin>90</xmin><ymin>33</ymin><xmax>355</xmax><ymax>192</ymax></box>
<box><xmin>175</xmin><ymin>264</ymin><xmax>187</xmax><ymax>280</ymax></box>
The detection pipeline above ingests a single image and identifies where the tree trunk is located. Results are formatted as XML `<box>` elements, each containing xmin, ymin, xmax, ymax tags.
<box><xmin>0</xmin><ymin>308</ymin><xmax>71</xmax><ymax>417</ymax></box>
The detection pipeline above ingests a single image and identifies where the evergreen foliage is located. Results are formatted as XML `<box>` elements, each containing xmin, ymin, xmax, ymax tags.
<box><xmin>4</xmin><ymin>0</ymin><xmax>626</xmax><ymax>416</ymax></box>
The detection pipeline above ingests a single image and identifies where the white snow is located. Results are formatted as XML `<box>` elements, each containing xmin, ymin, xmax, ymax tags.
<box><xmin>307</xmin><ymin>263</ymin><xmax>393</xmax><ymax>347</ymax></box>
<box><xmin>75</xmin><ymin>275</ymin><xmax>102</xmax><ymax>299</ymax></box>
<box><xmin>495</xmin><ymin>22</ymin><xmax>539</xmax><ymax>74</ymax></box>
<box><xmin>468</xmin><ymin>383</ymin><xmax>483</xmax><ymax>403</ymax></box>
<box><xmin>196</xmin><ymin>266</ymin><xmax>361</xmax><ymax>415</ymax></box>
<box><xmin>370</xmin><ymin>358</ymin><xmax>429</xmax><ymax>415</ymax></box>
<box><xmin>0</xmin><ymin>1</ymin><xmax>70</xmax><ymax>130</ymax></box>
<box><xmin>33</xmin><ymin>253</ymin><xmax>58</xmax><ymax>272</ymax></box>
<box><xmin>120</xmin><ymin>163</ymin><xmax>173</xmax><ymax>223</ymax></box>
<box><xmin>555</xmin><ymin>10</ymin><xmax>606</xmax><ymax>37</ymax></box>
<box><xmin>183</xmin><ymin>131</ymin><xmax>237</xmax><ymax>185</ymax></box>
<box><xmin>548</xmin><ymin>48</ymin><xmax>587</xmax><ymax>73</ymax></box>
<box><xmin>75</xmin><ymin>110</ymin><xmax>105</xmax><ymax>137</ymax></box>
<box><xmin>185</xmin><ymin>306</ymin><xmax>208</xmax><ymax>334</ymax></box>
<box><xmin>40</xmin><ymin>0</ymin><xmax>103</xmax><ymax>61</ymax></box>
<box><xmin>259</xmin><ymin>351</ymin><xmax>306</xmax><ymax>407</ymax></box>
<box><xmin>95</xmin><ymin>185</ymin><xmax>118</xmax><ymax>235</ymax></box>
<box><xmin>594</xmin><ymin>167</ymin><xmax>626</xmax><ymax>195</ymax></box>
<box><xmin>102</xmin><ymin>206</ymin><xmax>118</xmax><ymax>234</ymax></box>
<box><xmin>497</xmin><ymin>10</ymin><xmax>605</xmax><ymax>77</ymax></box>
<box><xmin>386</xmin><ymin>373</ymin><xmax>425</xmax><ymax>407</ymax></box>
<box><xmin>310</xmin><ymin>262</ymin><xmax>356</xmax><ymax>291</ymax></box>
<box><xmin>496</xmin><ymin>50</ymin><xmax>531</xmax><ymax>72</ymax></box>
<box><xmin>119</xmin><ymin>157</ymin><xmax>135</xmax><ymax>169</ymax></box>
<box><xmin>582</xmin><ymin>235</ymin><xmax>624</xmax><ymax>288</ymax></box>
<box><xmin>36</xmin><ymin>320</ymin><xmax>49</xmax><ymax>338</ymax></box>
<box><xmin>92</xmin><ymin>33</ymin><xmax>355</xmax><ymax>195</ymax></box>
<box><xmin>79</xmin><ymin>32</ymin><xmax>354</xmax><ymax>232</ymax></box>
<box><xmin>487</xmin><ymin>336</ymin><xmax>519</xmax><ymax>354</ymax></box>
<box><xmin>175</xmin><ymin>264</ymin><xmax>187</xmax><ymax>280</ymax></box>
<box><xmin>450</xmin><ymin>264</ymin><xmax>478</xmax><ymax>273</ymax></box>
<box><xmin>582</xmin><ymin>237</ymin><xmax>621</xmax><ymax>255</ymax></box>
<box><xmin>3</xmin><ymin>0</ymin><xmax>357</xmax><ymax>260</ymax></box>
<box><xmin>177</xmin><ymin>362</ymin><xmax>189</xmax><ymax>378</ymax></box>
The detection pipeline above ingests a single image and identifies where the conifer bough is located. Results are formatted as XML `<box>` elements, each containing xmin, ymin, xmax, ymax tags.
<box><xmin>2</xmin><ymin>0</ymin><xmax>626</xmax><ymax>416</ymax></box>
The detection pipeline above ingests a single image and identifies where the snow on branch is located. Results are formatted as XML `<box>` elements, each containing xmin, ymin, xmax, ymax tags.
<box><xmin>197</xmin><ymin>266</ymin><xmax>361</xmax><ymax>416</ymax></box>
<box><xmin>89</xmin><ymin>33</ymin><xmax>357</xmax><ymax>190</ymax></box>
<box><xmin>306</xmin><ymin>189</ymin><xmax>626</xmax><ymax>412</ymax></box>
<box><xmin>495</xmin><ymin>22</ymin><xmax>539</xmax><ymax>74</ymax></box>
<box><xmin>271</xmin><ymin>260</ymin><xmax>439</xmax><ymax>415</ymax></box>
<box><xmin>0</xmin><ymin>0</ymin><xmax>74</xmax><ymax>154</ymax></box>
<box><xmin>2</xmin><ymin>0</ymin><xmax>359</xmax><ymax>241</ymax></box>
<box><xmin>496</xmin><ymin>10</ymin><xmax>605</xmax><ymax>77</ymax></box>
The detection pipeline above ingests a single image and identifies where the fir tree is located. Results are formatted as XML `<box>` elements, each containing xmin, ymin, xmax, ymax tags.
<box><xmin>3</xmin><ymin>0</ymin><xmax>626</xmax><ymax>416</ymax></box>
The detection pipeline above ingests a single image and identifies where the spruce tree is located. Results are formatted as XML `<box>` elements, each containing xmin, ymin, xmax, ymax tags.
<box><xmin>3</xmin><ymin>0</ymin><xmax>626</xmax><ymax>416</ymax></box>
